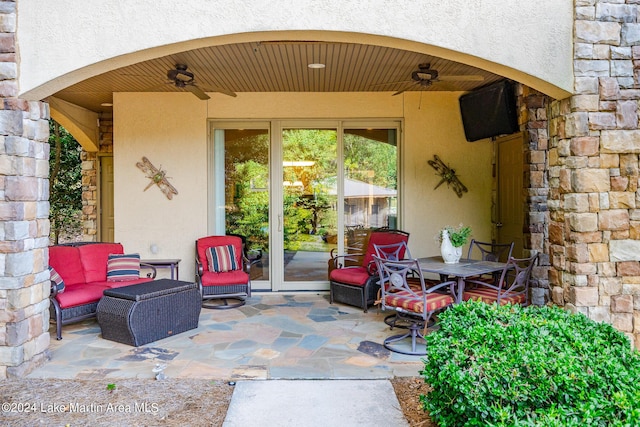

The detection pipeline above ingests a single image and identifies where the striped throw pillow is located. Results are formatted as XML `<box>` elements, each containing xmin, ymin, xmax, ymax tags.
<box><xmin>48</xmin><ymin>266</ymin><xmax>65</xmax><ymax>293</ymax></box>
<box><xmin>206</xmin><ymin>245</ymin><xmax>239</xmax><ymax>273</ymax></box>
<box><xmin>107</xmin><ymin>253</ymin><xmax>141</xmax><ymax>281</ymax></box>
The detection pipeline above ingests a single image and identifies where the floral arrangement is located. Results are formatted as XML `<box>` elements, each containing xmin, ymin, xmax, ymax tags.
<box><xmin>440</xmin><ymin>224</ymin><xmax>472</xmax><ymax>248</ymax></box>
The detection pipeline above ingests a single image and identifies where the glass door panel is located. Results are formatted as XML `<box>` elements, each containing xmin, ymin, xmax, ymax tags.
<box><xmin>282</xmin><ymin>129</ymin><xmax>337</xmax><ymax>282</ymax></box>
<box><xmin>214</xmin><ymin>127</ymin><xmax>270</xmax><ymax>283</ymax></box>
<box><xmin>343</xmin><ymin>128</ymin><xmax>398</xmax><ymax>252</ymax></box>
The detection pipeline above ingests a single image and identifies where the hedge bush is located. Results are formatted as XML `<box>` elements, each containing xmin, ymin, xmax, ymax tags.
<box><xmin>420</xmin><ymin>300</ymin><xmax>640</xmax><ymax>426</ymax></box>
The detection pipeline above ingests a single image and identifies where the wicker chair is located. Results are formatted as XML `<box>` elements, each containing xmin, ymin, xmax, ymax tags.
<box><xmin>329</xmin><ymin>229</ymin><xmax>409</xmax><ymax>312</ymax></box>
<box><xmin>462</xmin><ymin>254</ymin><xmax>538</xmax><ymax>306</ymax></box>
<box><xmin>374</xmin><ymin>256</ymin><xmax>456</xmax><ymax>355</ymax></box>
<box><xmin>195</xmin><ymin>235</ymin><xmax>256</xmax><ymax>309</ymax></box>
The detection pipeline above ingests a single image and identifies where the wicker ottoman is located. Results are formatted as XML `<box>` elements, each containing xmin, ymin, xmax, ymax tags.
<box><xmin>96</xmin><ymin>279</ymin><xmax>201</xmax><ymax>346</ymax></box>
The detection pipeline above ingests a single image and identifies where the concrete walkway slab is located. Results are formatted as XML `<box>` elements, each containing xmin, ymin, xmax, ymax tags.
<box><xmin>223</xmin><ymin>379</ymin><xmax>408</xmax><ymax>427</ymax></box>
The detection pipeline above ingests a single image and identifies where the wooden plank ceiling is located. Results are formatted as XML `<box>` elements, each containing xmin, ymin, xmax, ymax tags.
<box><xmin>54</xmin><ymin>41</ymin><xmax>503</xmax><ymax>112</ymax></box>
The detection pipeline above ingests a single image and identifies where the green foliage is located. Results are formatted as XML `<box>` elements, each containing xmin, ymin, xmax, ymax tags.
<box><xmin>420</xmin><ymin>301</ymin><xmax>640</xmax><ymax>426</ymax></box>
<box><xmin>344</xmin><ymin>132</ymin><xmax>397</xmax><ymax>189</ymax></box>
<box><xmin>226</xmin><ymin>128</ymin><xmax>397</xmax><ymax>251</ymax></box>
<box><xmin>226</xmin><ymin>160</ymin><xmax>270</xmax><ymax>250</ymax></box>
<box><xmin>48</xmin><ymin>121</ymin><xmax>82</xmax><ymax>244</ymax></box>
<box><xmin>441</xmin><ymin>224</ymin><xmax>472</xmax><ymax>247</ymax></box>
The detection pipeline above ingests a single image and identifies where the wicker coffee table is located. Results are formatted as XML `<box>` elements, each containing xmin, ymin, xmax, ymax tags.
<box><xmin>96</xmin><ymin>279</ymin><xmax>201</xmax><ymax>346</ymax></box>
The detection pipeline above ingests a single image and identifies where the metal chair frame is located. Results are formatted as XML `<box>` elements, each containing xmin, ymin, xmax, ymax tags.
<box><xmin>463</xmin><ymin>254</ymin><xmax>538</xmax><ymax>306</ymax></box>
<box><xmin>375</xmin><ymin>257</ymin><xmax>456</xmax><ymax>355</ymax></box>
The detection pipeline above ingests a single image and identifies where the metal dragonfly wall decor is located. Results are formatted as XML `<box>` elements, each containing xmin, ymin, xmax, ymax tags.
<box><xmin>427</xmin><ymin>154</ymin><xmax>468</xmax><ymax>198</ymax></box>
<box><xmin>136</xmin><ymin>156</ymin><xmax>179</xmax><ymax>200</ymax></box>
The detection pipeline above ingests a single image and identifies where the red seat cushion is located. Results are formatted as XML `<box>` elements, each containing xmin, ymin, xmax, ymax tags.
<box><xmin>49</xmin><ymin>246</ymin><xmax>85</xmax><ymax>286</ymax></box>
<box><xmin>329</xmin><ymin>266</ymin><xmax>370</xmax><ymax>286</ymax></box>
<box><xmin>78</xmin><ymin>243</ymin><xmax>124</xmax><ymax>283</ymax></box>
<box><xmin>463</xmin><ymin>288</ymin><xmax>526</xmax><ymax>305</ymax></box>
<box><xmin>384</xmin><ymin>290</ymin><xmax>453</xmax><ymax>314</ymax></box>
<box><xmin>55</xmin><ymin>283</ymin><xmax>110</xmax><ymax>309</ymax></box>
<box><xmin>200</xmin><ymin>270</ymin><xmax>249</xmax><ymax>287</ymax></box>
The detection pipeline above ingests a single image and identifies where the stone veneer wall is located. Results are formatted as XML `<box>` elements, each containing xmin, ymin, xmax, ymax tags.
<box><xmin>80</xmin><ymin>112</ymin><xmax>113</xmax><ymax>241</ymax></box>
<box><xmin>523</xmin><ymin>86</ymin><xmax>552</xmax><ymax>306</ymax></box>
<box><xmin>548</xmin><ymin>1</ymin><xmax>640</xmax><ymax>349</ymax></box>
<box><xmin>0</xmin><ymin>1</ymin><xmax>51</xmax><ymax>377</ymax></box>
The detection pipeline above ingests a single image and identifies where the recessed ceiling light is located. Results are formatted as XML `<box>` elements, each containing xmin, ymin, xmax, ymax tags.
<box><xmin>308</xmin><ymin>63</ymin><xmax>325</xmax><ymax>69</ymax></box>
<box><xmin>101</xmin><ymin>103</ymin><xmax>113</xmax><ymax>107</ymax></box>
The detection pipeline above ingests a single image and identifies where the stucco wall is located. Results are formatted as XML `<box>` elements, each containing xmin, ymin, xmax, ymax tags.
<box><xmin>17</xmin><ymin>1</ymin><xmax>573</xmax><ymax>100</ymax></box>
<box><xmin>113</xmin><ymin>91</ymin><xmax>492</xmax><ymax>283</ymax></box>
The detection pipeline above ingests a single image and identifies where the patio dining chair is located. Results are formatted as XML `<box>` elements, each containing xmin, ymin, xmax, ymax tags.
<box><xmin>329</xmin><ymin>229</ymin><xmax>409</xmax><ymax>312</ymax></box>
<box><xmin>467</xmin><ymin>239</ymin><xmax>514</xmax><ymax>262</ymax></box>
<box><xmin>373</xmin><ymin>240</ymin><xmax>412</xmax><ymax>261</ymax></box>
<box><xmin>195</xmin><ymin>235</ymin><xmax>257</xmax><ymax>309</ymax></box>
<box><xmin>374</xmin><ymin>256</ymin><xmax>456</xmax><ymax>355</ymax></box>
<box><xmin>462</xmin><ymin>253</ymin><xmax>538</xmax><ymax>306</ymax></box>
<box><xmin>465</xmin><ymin>239</ymin><xmax>514</xmax><ymax>285</ymax></box>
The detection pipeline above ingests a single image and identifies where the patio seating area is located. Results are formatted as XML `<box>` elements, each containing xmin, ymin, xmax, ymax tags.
<box><xmin>29</xmin><ymin>293</ymin><xmax>425</xmax><ymax>381</ymax></box>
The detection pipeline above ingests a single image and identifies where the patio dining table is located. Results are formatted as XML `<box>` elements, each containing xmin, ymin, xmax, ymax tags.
<box><xmin>417</xmin><ymin>256</ymin><xmax>508</xmax><ymax>303</ymax></box>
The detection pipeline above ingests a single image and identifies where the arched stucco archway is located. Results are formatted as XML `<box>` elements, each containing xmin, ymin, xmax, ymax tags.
<box><xmin>18</xmin><ymin>1</ymin><xmax>573</xmax><ymax>102</ymax></box>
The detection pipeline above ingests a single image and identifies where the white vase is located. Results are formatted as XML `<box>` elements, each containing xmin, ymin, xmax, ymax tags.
<box><xmin>440</xmin><ymin>229</ymin><xmax>462</xmax><ymax>264</ymax></box>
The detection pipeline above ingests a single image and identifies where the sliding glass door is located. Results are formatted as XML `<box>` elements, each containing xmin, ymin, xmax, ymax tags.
<box><xmin>210</xmin><ymin>120</ymin><xmax>400</xmax><ymax>292</ymax></box>
<box><xmin>210</xmin><ymin>124</ymin><xmax>271</xmax><ymax>288</ymax></box>
<box><xmin>281</xmin><ymin>128</ymin><xmax>337</xmax><ymax>284</ymax></box>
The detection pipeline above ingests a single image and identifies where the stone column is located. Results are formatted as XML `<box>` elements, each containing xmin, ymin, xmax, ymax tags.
<box><xmin>523</xmin><ymin>87</ymin><xmax>551</xmax><ymax>305</ymax></box>
<box><xmin>549</xmin><ymin>1</ymin><xmax>640</xmax><ymax>349</ymax></box>
<box><xmin>0</xmin><ymin>1</ymin><xmax>51</xmax><ymax>377</ymax></box>
<box><xmin>80</xmin><ymin>111</ymin><xmax>113</xmax><ymax>241</ymax></box>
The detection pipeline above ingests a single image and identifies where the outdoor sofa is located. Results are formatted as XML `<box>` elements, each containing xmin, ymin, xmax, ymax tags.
<box><xmin>48</xmin><ymin>242</ymin><xmax>156</xmax><ymax>340</ymax></box>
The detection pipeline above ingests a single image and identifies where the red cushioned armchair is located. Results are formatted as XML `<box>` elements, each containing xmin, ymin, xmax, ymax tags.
<box><xmin>329</xmin><ymin>229</ymin><xmax>410</xmax><ymax>312</ymax></box>
<box><xmin>195</xmin><ymin>235</ymin><xmax>256</xmax><ymax>309</ymax></box>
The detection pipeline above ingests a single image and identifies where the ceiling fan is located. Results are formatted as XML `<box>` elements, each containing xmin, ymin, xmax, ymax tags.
<box><xmin>377</xmin><ymin>63</ymin><xmax>484</xmax><ymax>96</ymax></box>
<box><xmin>165</xmin><ymin>64</ymin><xmax>237</xmax><ymax>99</ymax></box>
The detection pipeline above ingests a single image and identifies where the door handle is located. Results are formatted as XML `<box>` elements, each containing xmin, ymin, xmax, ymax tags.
<box><xmin>278</xmin><ymin>214</ymin><xmax>282</xmax><ymax>232</ymax></box>
<box><xmin>496</xmin><ymin>222</ymin><xmax>503</xmax><ymax>228</ymax></box>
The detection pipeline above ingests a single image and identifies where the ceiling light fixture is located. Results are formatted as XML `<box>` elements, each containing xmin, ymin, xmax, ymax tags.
<box><xmin>101</xmin><ymin>103</ymin><xmax>113</xmax><ymax>107</ymax></box>
<box><xmin>308</xmin><ymin>63</ymin><xmax>325</xmax><ymax>69</ymax></box>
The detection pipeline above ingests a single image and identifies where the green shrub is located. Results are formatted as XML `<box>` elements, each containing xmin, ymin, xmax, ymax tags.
<box><xmin>420</xmin><ymin>300</ymin><xmax>640</xmax><ymax>426</ymax></box>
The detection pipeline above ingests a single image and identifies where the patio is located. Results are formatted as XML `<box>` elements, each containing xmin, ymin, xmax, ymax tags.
<box><xmin>29</xmin><ymin>293</ymin><xmax>425</xmax><ymax>381</ymax></box>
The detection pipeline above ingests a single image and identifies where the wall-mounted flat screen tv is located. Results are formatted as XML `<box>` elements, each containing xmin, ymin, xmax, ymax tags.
<box><xmin>459</xmin><ymin>80</ymin><xmax>518</xmax><ymax>142</ymax></box>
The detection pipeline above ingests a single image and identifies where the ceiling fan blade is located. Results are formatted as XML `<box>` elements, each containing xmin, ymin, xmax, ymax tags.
<box><xmin>209</xmin><ymin>86</ymin><xmax>237</xmax><ymax>97</ymax></box>
<box><xmin>438</xmin><ymin>75</ymin><xmax>485</xmax><ymax>82</ymax></box>
<box><xmin>392</xmin><ymin>88</ymin><xmax>408</xmax><ymax>96</ymax></box>
<box><xmin>185</xmin><ymin>84</ymin><xmax>211</xmax><ymax>100</ymax></box>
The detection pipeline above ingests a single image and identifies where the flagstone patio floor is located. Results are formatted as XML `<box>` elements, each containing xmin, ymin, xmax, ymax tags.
<box><xmin>28</xmin><ymin>293</ymin><xmax>425</xmax><ymax>381</ymax></box>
